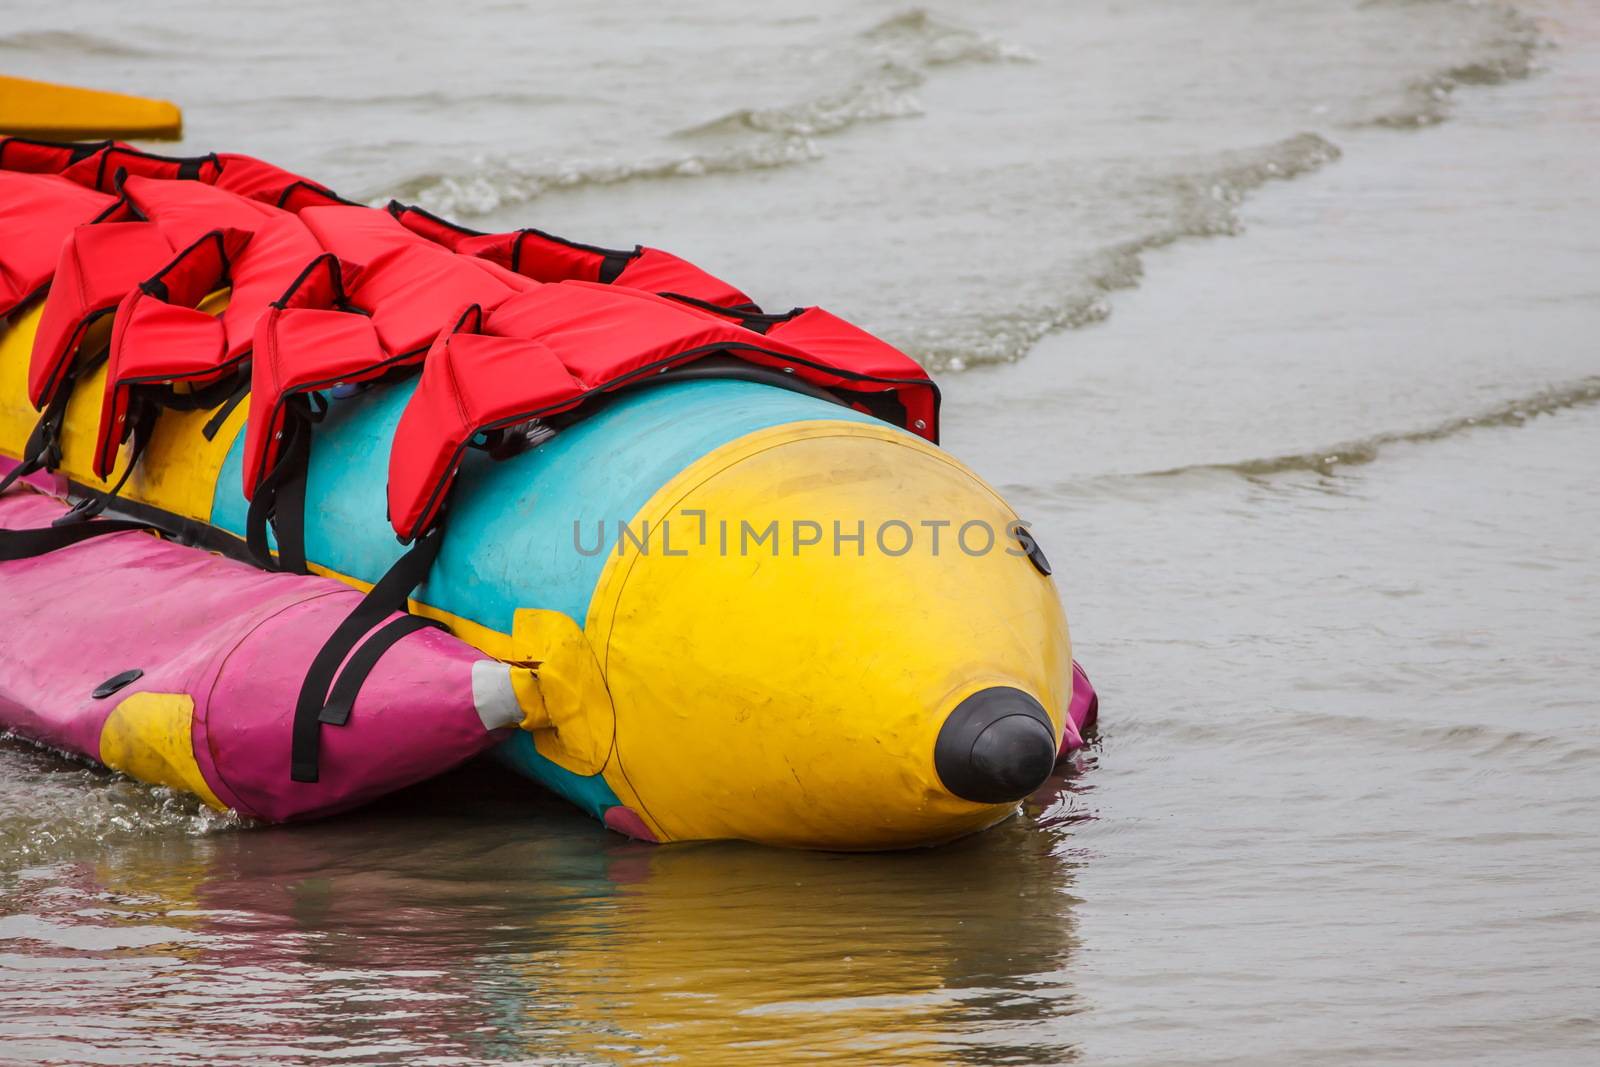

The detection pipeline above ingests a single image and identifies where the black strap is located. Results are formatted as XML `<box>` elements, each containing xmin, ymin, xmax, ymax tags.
<box><xmin>0</xmin><ymin>453</ymin><xmax>43</xmax><ymax>499</ymax></box>
<box><xmin>597</xmin><ymin>251</ymin><xmax>634</xmax><ymax>284</ymax></box>
<box><xmin>51</xmin><ymin>454</ymin><xmax>140</xmax><ymax>526</ymax></box>
<box><xmin>0</xmin><ymin>518</ymin><xmax>153</xmax><ymax>562</ymax></box>
<box><xmin>289</xmin><ymin>525</ymin><xmax>445</xmax><ymax>782</ymax></box>
<box><xmin>0</xmin><ymin>400</ymin><xmax>68</xmax><ymax>498</ymax></box>
<box><xmin>245</xmin><ymin>412</ymin><xmax>310</xmax><ymax>574</ymax></box>
<box><xmin>271</xmin><ymin>455</ymin><xmax>309</xmax><ymax>575</ymax></box>
<box><xmin>201</xmin><ymin>380</ymin><xmax>251</xmax><ymax>440</ymax></box>
<box><xmin>0</xmin><ymin>387</ymin><xmax>164</xmax><ymax>555</ymax></box>
<box><xmin>161</xmin><ymin>371</ymin><xmax>250</xmax><ymax>414</ymax></box>
<box><xmin>57</xmin><ymin>406</ymin><xmax>157</xmax><ymax>526</ymax></box>
<box><xmin>318</xmin><ymin>614</ymin><xmax>444</xmax><ymax>727</ymax></box>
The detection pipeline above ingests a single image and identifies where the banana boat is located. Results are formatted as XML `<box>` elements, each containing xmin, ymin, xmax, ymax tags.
<box><xmin>0</xmin><ymin>136</ymin><xmax>1096</xmax><ymax>849</ymax></box>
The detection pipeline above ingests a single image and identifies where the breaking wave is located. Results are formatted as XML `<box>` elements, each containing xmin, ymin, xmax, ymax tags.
<box><xmin>1356</xmin><ymin>1</ymin><xmax>1543</xmax><ymax>127</ymax></box>
<box><xmin>906</xmin><ymin>133</ymin><xmax>1344</xmax><ymax>371</ymax></box>
<box><xmin>859</xmin><ymin>7</ymin><xmax>1036</xmax><ymax>67</ymax></box>
<box><xmin>1141</xmin><ymin>377</ymin><xmax>1600</xmax><ymax>481</ymax></box>
<box><xmin>669</xmin><ymin>68</ymin><xmax>926</xmax><ymax>141</ymax></box>
<box><xmin>676</xmin><ymin>8</ymin><xmax>1032</xmax><ymax>139</ymax></box>
<box><xmin>385</xmin><ymin>137</ymin><xmax>824</xmax><ymax>218</ymax></box>
<box><xmin>906</xmin><ymin>2</ymin><xmax>1546</xmax><ymax>372</ymax></box>
<box><xmin>387</xmin><ymin>8</ymin><xmax>1030</xmax><ymax>217</ymax></box>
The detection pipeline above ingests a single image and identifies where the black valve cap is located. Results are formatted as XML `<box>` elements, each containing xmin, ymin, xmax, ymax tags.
<box><xmin>933</xmin><ymin>686</ymin><xmax>1057</xmax><ymax>804</ymax></box>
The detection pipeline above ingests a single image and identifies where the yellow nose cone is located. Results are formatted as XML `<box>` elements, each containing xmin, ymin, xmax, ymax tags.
<box><xmin>588</xmin><ymin>420</ymin><xmax>1072</xmax><ymax>849</ymax></box>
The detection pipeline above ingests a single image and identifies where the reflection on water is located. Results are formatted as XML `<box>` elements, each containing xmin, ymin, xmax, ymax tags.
<box><xmin>0</xmin><ymin>759</ymin><xmax>1097</xmax><ymax>1065</ymax></box>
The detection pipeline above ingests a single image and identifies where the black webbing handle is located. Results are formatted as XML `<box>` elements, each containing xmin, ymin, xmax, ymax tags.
<box><xmin>317</xmin><ymin>614</ymin><xmax>445</xmax><ymax>727</ymax></box>
<box><xmin>288</xmin><ymin>524</ymin><xmax>445</xmax><ymax>783</ymax></box>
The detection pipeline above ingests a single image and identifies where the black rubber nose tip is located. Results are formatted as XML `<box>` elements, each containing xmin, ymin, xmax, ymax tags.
<box><xmin>934</xmin><ymin>686</ymin><xmax>1058</xmax><ymax>804</ymax></box>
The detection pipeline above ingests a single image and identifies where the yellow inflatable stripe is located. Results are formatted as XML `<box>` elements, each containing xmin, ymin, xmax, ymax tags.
<box><xmin>98</xmin><ymin>692</ymin><xmax>225</xmax><ymax>810</ymax></box>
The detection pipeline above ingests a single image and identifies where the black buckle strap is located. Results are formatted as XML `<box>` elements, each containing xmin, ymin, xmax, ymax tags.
<box><xmin>55</xmin><ymin>402</ymin><xmax>158</xmax><ymax>527</ymax></box>
<box><xmin>289</xmin><ymin>524</ymin><xmax>445</xmax><ymax>783</ymax></box>
<box><xmin>51</xmin><ymin>432</ymin><xmax>149</xmax><ymax>527</ymax></box>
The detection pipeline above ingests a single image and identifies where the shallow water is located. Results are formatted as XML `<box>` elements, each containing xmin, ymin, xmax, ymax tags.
<box><xmin>3</xmin><ymin>0</ymin><xmax>1598</xmax><ymax>1063</ymax></box>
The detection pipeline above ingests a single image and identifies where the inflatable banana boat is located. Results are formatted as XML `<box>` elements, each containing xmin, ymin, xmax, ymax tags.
<box><xmin>0</xmin><ymin>137</ymin><xmax>1095</xmax><ymax>850</ymax></box>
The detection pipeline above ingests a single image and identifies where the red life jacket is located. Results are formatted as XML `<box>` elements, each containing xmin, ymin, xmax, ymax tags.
<box><xmin>0</xmin><ymin>135</ymin><xmax>334</xmax><ymax>206</ymax></box>
<box><xmin>384</xmin><ymin>280</ymin><xmax>936</xmax><ymax>541</ymax></box>
<box><xmin>240</xmin><ymin>206</ymin><xmax>538</xmax><ymax>503</ymax></box>
<box><xmin>28</xmin><ymin>222</ymin><xmax>183</xmax><ymax>411</ymax></box>
<box><xmin>297</xmin><ymin>206</ymin><xmax>535</xmax><ymax>353</ymax></box>
<box><xmin>0</xmin><ymin>171</ymin><xmax>121</xmax><ymax>318</ymax></box>
<box><xmin>93</xmin><ymin>230</ymin><xmax>249</xmax><ymax>477</ymax></box>
<box><xmin>388</xmin><ymin>202</ymin><xmax>753</xmax><ymax>307</ymax></box>
<box><xmin>213</xmin><ymin>154</ymin><xmax>342</xmax><ymax>208</ymax></box>
<box><xmin>657</xmin><ymin>294</ymin><xmax>939</xmax><ymax>435</ymax></box>
<box><xmin>384</xmin><ymin>201</ymin><xmax>937</xmax><ymax>447</ymax></box>
<box><xmin>0</xmin><ymin>137</ymin><xmax>129</xmax><ymax>173</ymax></box>
<box><xmin>64</xmin><ymin>146</ymin><xmax>223</xmax><ymax>192</ymax></box>
<box><xmin>94</xmin><ymin>208</ymin><xmax>324</xmax><ymax>480</ymax></box>
<box><xmin>30</xmin><ymin>178</ymin><xmax>292</xmax><ymax>416</ymax></box>
<box><xmin>5</xmin><ymin>143</ymin><xmax>336</xmax><ymax>414</ymax></box>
